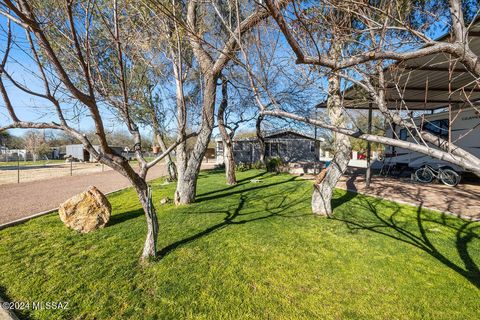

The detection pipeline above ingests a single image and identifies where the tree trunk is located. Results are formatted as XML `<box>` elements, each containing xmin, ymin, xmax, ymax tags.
<box><xmin>256</xmin><ymin>115</ymin><xmax>266</xmax><ymax>167</ymax></box>
<box><xmin>174</xmin><ymin>140</ymin><xmax>188</xmax><ymax>204</ymax></box>
<box><xmin>223</xmin><ymin>142</ymin><xmax>237</xmax><ymax>185</ymax></box>
<box><xmin>130</xmin><ymin>174</ymin><xmax>158</xmax><ymax>261</ymax></box>
<box><xmin>175</xmin><ymin>73</ymin><xmax>217</xmax><ymax>204</ymax></box>
<box><xmin>312</xmin><ymin>66</ymin><xmax>351</xmax><ymax>216</ymax></box>
<box><xmin>218</xmin><ymin>78</ymin><xmax>237</xmax><ymax>185</ymax></box>
<box><xmin>312</xmin><ymin>133</ymin><xmax>351</xmax><ymax>216</ymax></box>
<box><xmin>156</xmin><ymin>133</ymin><xmax>177</xmax><ymax>181</ymax></box>
<box><xmin>173</xmin><ymin>65</ymin><xmax>189</xmax><ymax>204</ymax></box>
<box><xmin>174</xmin><ymin>166</ymin><xmax>198</xmax><ymax>204</ymax></box>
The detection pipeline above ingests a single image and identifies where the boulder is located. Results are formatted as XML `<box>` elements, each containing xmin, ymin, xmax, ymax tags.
<box><xmin>59</xmin><ymin>186</ymin><xmax>111</xmax><ymax>233</ymax></box>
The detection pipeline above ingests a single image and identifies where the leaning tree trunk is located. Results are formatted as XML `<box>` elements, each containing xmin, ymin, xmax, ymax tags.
<box><xmin>130</xmin><ymin>174</ymin><xmax>159</xmax><ymax>261</ymax></box>
<box><xmin>256</xmin><ymin>115</ymin><xmax>266</xmax><ymax>167</ymax></box>
<box><xmin>218</xmin><ymin>78</ymin><xmax>237</xmax><ymax>185</ymax></box>
<box><xmin>312</xmin><ymin>69</ymin><xmax>352</xmax><ymax>216</ymax></box>
<box><xmin>312</xmin><ymin>133</ymin><xmax>351</xmax><ymax>216</ymax></box>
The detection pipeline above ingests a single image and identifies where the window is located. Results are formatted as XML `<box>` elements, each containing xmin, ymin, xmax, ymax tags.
<box><xmin>310</xmin><ymin>141</ymin><xmax>315</xmax><ymax>152</ymax></box>
<box><xmin>423</xmin><ymin>119</ymin><xmax>449</xmax><ymax>139</ymax></box>
<box><xmin>271</xmin><ymin>143</ymin><xmax>279</xmax><ymax>156</ymax></box>
<box><xmin>399</xmin><ymin>128</ymin><xmax>408</xmax><ymax>141</ymax></box>
<box><xmin>233</xmin><ymin>142</ymin><xmax>243</xmax><ymax>151</ymax></box>
<box><xmin>266</xmin><ymin>142</ymin><xmax>281</xmax><ymax>157</ymax></box>
<box><xmin>265</xmin><ymin>142</ymin><xmax>272</xmax><ymax>156</ymax></box>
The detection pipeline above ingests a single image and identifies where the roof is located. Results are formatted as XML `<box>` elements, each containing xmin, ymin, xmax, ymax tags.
<box><xmin>264</xmin><ymin>129</ymin><xmax>324</xmax><ymax>141</ymax></box>
<box><xmin>317</xmin><ymin>19</ymin><xmax>480</xmax><ymax>111</ymax></box>
<box><xmin>214</xmin><ymin>129</ymin><xmax>325</xmax><ymax>142</ymax></box>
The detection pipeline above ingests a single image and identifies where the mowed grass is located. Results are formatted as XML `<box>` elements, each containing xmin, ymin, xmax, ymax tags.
<box><xmin>0</xmin><ymin>169</ymin><xmax>479</xmax><ymax>319</ymax></box>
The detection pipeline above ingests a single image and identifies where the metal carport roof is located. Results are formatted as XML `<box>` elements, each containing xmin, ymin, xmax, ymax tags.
<box><xmin>317</xmin><ymin>19</ymin><xmax>480</xmax><ymax>111</ymax></box>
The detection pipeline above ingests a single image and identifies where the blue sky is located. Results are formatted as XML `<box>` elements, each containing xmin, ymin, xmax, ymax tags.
<box><xmin>0</xmin><ymin>3</ymin><xmax>463</xmax><ymax>140</ymax></box>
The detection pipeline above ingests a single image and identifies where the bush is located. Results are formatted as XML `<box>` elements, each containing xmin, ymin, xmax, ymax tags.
<box><xmin>214</xmin><ymin>163</ymin><xmax>226</xmax><ymax>170</ymax></box>
<box><xmin>266</xmin><ymin>157</ymin><xmax>283</xmax><ymax>173</ymax></box>
<box><xmin>236</xmin><ymin>162</ymin><xmax>251</xmax><ymax>172</ymax></box>
<box><xmin>253</xmin><ymin>160</ymin><xmax>266</xmax><ymax>170</ymax></box>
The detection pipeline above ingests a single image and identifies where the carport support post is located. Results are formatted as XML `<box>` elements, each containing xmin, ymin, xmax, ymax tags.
<box><xmin>366</xmin><ymin>103</ymin><xmax>373</xmax><ymax>187</ymax></box>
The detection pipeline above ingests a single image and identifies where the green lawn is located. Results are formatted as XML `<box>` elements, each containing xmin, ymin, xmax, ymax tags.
<box><xmin>0</xmin><ymin>170</ymin><xmax>479</xmax><ymax>319</ymax></box>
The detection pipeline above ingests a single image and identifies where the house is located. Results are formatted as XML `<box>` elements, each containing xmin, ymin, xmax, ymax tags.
<box><xmin>215</xmin><ymin>130</ymin><xmax>325</xmax><ymax>166</ymax></box>
<box><xmin>65</xmin><ymin>144</ymin><xmax>124</xmax><ymax>162</ymax></box>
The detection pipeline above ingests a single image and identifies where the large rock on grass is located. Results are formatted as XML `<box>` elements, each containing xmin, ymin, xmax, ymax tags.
<box><xmin>59</xmin><ymin>186</ymin><xmax>111</xmax><ymax>233</ymax></box>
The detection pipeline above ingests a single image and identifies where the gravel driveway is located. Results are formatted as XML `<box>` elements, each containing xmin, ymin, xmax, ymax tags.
<box><xmin>0</xmin><ymin>163</ymin><xmax>213</xmax><ymax>226</ymax></box>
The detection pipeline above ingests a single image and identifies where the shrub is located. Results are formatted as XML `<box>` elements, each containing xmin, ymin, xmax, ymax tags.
<box><xmin>266</xmin><ymin>157</ymin><xmax>283</xmax><ymax>173</ymax></box>
<box><xmin>214</xmin><ymin>163</ymin><xmax>226</xmax><ymax>170</ymax></box>
<box><xmin>236</xmin><ymin>162</ymin><xmax>251</xmax><ymax>172</ymax></box>
<box><xmin>253</xmin><ymin>160</ymin><xmax>266</xmax><ymax>170</ymax></box>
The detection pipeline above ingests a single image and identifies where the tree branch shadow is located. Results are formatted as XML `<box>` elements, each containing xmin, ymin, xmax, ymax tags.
<box><xmin>195</xmin><ymin>171</ymin><xmax>268</xmax><ymax>198</ymax></box>
<box><xmin>156</xmin><ymin>179</ymin><xmax>309</xmax><ymax>259</ymax></box>
<box><xmin>332</xmin><ymin>191</ymin><xmax>480</xmax><ymax>289</ymax></box>
<box><xmin>195</xmin><ymin>175</ymin><xmax>298</xmax><ymax>203</ymax></box>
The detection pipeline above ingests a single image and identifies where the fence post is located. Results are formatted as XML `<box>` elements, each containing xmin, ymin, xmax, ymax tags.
<box><xmin>70</xmin><ymin>160</ymin><xmax>73</xmax><ymax>176</ymax></box>
<box><xmin>17</xmin><ymin>153</ymin><xmax>20</xmax><ymax>183</ymax></box>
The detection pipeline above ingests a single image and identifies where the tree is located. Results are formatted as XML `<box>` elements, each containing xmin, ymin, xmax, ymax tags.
<box><xmin>257</xmin><ymin>0</ymin><xmax>480</xmax><ymax>217</ymax></box>
<box><xmin>0</xmin><ymin>0</ymin><xmax>194</xmax><ymax>261</ymax></box>
<box><xmin>0</xmin><ymin>130</ymin><xmax>24</xmax><ymax>149</ymax></box>
<box><xmin>218</xmin><ymin>78</ymin><xmax>237</xmax><ymax>185</ymax></box>
<box><xmin>349</xmin><ymin>114</ymin><xmax>385</xmax><ymax>154</ymax></box>
<box><xmin>217</xmin><ymin>73</ymin><xmax>257</xmax><ymax>185</ymax></box>
<box><xmin>23</xmin><ymin>130</ymin><xmax>50</xmax><ymax>161</ymax></box>
<box><xmin>169</xmin><ymin>0</ymin><xmax>292</xmax><ymax>204</ymax></box>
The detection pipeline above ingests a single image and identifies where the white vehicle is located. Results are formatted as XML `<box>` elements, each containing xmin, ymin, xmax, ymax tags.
<box><xmin>382</xmin><ymin>106</ymin><xmax>480</xmax><ymax>173</ymax></box>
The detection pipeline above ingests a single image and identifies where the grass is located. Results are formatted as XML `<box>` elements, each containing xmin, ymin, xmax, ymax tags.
<box><xmin>0</xmin><ymin>169</ymin><xmax>479</xmax><ymax>319</ymax></box>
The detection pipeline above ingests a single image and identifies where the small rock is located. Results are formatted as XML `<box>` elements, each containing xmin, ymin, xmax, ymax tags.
<box><xmin>58</xmin><ymin>186</ymin><xmax>111</xmax><ymax>233</ymax></box>
<box><xmin>160</xmin><ymin>197</ymin><xmax>171</xmax><ymax>205</ymax></box>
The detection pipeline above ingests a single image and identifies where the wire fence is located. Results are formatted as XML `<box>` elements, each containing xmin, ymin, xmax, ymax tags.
<box><xmin>0</xmin><ymin>150</ymin><xmax>111</xmax><ymax>184</ymax></box>
<box><xmin>0</xmin><ymin>150</ymin><xmax>215</xmax><ymax>185</ymax></box>
<box><xmin>0</xmin><ymin>157</ymin><xmax>110</xmax><ymax>185</ymax></box>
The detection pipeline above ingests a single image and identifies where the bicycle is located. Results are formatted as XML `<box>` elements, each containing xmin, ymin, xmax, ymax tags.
<box><xmin>414</xmin><ymin>164</ymin><xmax>461</xmax><ymax>187</ymax></box>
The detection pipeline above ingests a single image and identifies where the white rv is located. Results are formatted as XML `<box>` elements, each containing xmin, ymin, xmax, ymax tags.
<box><xmin>383</xmin><ymin>107</ymin><xmax>480</xmax><ymax>173</ymax></box>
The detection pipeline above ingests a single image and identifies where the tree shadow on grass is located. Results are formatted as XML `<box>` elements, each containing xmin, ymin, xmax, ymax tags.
<box><xmin>195</xmin><ymin>171</ymin><xmax>268</xmax><ymax>198</ymax></box>
<box><xmin>0</xmin><ymin>284</ymin><xmax>29</xmax><ymax>320</ymax></box>
<box><xmin>195</xmin><ymin>175</ymin><xmax>298</xmax><ymax>203</ymax></box>
<box><xmin>156</xmin><ymin>179</ymin><xmax>309</xmax><ymax>259</ymax></box>
<box><xmin>332</xmin><ymin>191</ymin><xmax>480</xmax><ymax>289</ymax></box>
<box><xmin>109</xmin><ymin>209</ymin><xmax>144</xmax><ymax>226</ymax></box>
<box><xmin>107</xmin><ymin>171</ymin><xmax>282</xmax><ymax>226</ymax></box>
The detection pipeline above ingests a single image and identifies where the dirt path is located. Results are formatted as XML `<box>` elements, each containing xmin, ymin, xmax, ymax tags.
<box><xmin>0</xmin><ymin>164</ymin><xmax>213</xmax><ymax>226</ymax></box>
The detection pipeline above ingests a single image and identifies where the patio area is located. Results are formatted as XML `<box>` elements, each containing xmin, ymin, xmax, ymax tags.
<box><xmin>334</xmin><ymin>170</ymin><xmax>480</xmax><ymax>220</ymax></box>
